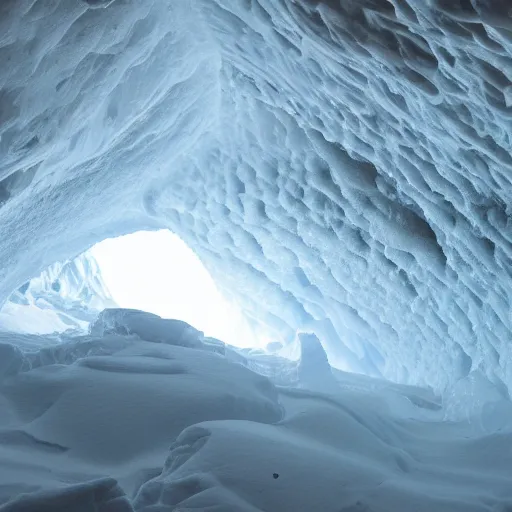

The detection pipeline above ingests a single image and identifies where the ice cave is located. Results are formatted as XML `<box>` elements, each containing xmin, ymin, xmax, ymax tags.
<box><xmin>0</xmin><ymin>0</ymin><xmax>512</xmax><ymax>510</ymax></box>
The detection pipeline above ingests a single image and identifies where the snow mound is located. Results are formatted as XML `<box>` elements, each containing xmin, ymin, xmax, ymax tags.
<box><xmin>90</xmin><ymin>308</ymin><xmax>204</xmax><ymax>347</ymax></box>
<box><xmin>1</xmin><ymin>312</ymin><xmax>512</xmax><ymax>511</ymax></box>
<box><xmin>0</xmin><ymin>313</ymin><xmax>282</xmax><ymax>507</ymax></box>
<box><xmin>0</xmin><ymin>1</ymin><xmax>511</xmax><ymax>391</ymax></box>
<box><xmin>135</xmin><ymin>411</ymin><xmax>512</xmax><ymax>512</ymax></box>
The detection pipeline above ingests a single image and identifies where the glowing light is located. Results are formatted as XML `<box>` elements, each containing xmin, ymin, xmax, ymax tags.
<box><xmin>90</xmin><ymin>230</ymin><xmax>266</xmax><ymax>348</ymax></box>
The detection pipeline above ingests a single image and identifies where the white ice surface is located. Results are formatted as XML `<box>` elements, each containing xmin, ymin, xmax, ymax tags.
<box><xmin>1</xmin><ymin>313</ymin><xmax>512</xmax><ymax>511</ymax></box>
<box><xmin>1</xmin><ymin>0</ymin><xmax>511</xmax><ymax>391</ymax></box>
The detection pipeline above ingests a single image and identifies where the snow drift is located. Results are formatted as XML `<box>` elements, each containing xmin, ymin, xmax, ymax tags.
<box><xmin>1</xmin><ymin>311</ymin><xmax>512</xmax><ymax>511</ymax></box>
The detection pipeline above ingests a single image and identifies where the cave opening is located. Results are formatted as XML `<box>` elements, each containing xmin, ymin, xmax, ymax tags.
<box><xmin>0</xmin><ymin>229</ymin><xmax>270</xmax><ymax>350</ymax></box>
<box><xmin>90</xmin><ymin>230</ymin><xmax>269</xmax><ymax>349</ymax></box>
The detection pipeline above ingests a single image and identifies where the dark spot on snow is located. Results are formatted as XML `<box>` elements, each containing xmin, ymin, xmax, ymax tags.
<box><xmin>273</xmin><ymin>473</ymin><xmax>279</xmax><ymax>479</ymax></box>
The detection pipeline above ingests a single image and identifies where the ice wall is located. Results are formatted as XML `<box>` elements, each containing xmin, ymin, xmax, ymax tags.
<box><xmin>0</xmin><ymin>251</ymin><xmax>116</xmax><ymax>334</ymax></box>
<box><xmin>0</xmin><ymin>0</ymin><xmax>511</xmax><ymax>390</ymax></box>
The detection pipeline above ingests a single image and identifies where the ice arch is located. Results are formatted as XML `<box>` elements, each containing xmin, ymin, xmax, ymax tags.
<box><xmin>90</xmin><ymin>230</ymin><xmax>269</xmax><ymax>348</ymax></box>
<box><xmin>0</xmin><ymin>0</ymin><xmax>511</xmax><ymax>391</ymax></box>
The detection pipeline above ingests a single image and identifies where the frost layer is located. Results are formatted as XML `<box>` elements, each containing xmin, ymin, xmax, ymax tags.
<box><xmin>0</xmin><ymin>1</ymin><xmax>511</xmax><ymax>389</ymax></box>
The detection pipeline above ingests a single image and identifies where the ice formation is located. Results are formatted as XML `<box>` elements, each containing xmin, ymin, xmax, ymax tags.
<box><xmin>0</xmin><ymin>0</ymin><xmax>512</xmax><ymax>509</ymax></box>
<box><xmin>0</xmin><ymin>251</ymin><xmax>116</xmax><ymax>334</ymax></box>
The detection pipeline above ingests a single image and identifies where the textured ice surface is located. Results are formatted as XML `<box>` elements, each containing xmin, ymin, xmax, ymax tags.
<box><xmin>2</xmin><ymin>311</ymin><xmax>512</xmax><ymax>511</ymax></box>
<box><xmin>0</xmin><ymin>1</ymin><xmax>511</xmax><ymax>391</ymax></box>
<box><xmin>0</xmin><ymin>251</ymin><xmax>116</xmax><ymax>334</ymax></box>
<box><xmin>89</xmin><ymin>230</ymin><xmax>269</xmax><ymax>348</ymax></box>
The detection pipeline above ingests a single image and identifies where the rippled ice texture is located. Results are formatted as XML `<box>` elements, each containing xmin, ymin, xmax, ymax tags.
<box><xmin>0</xmin><ymin>0</ymin><xmax>511</xmax><ymax>391</ymax></box>
<box><xmin>0</xmin><ymin>250</ymin><xmax>116</xmax><ymax>334</ymax></box>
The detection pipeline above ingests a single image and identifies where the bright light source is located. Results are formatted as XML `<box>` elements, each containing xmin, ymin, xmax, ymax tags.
<box><xmin>90</xmin><ymin>230</ymin><xmax>267</xmax><ymax>349</ymax></box>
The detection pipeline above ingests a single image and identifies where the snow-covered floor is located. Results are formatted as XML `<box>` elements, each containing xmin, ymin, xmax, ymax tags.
<box><xmin>1</xmin><ymin>310</ymin><xmax>512</xmax><ymax>511</ymax></box>
<box><xmin>0</xmin><ymin>251</ymin><xmax>116</xmax><ymax>336</ymax></box>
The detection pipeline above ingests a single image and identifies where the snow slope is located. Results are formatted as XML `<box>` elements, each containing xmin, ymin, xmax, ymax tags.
<box><xmin>0</xmin><ymin>1</ymin><xmax>511</xmax><ymax>392</ymax></box>
<box><xmin>1</xmin><ymin>312</ymin><xmax>512</xmax><ymax>511</ymax></box>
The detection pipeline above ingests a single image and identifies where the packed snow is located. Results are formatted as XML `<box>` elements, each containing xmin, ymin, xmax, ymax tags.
<box><xmin>0</xmin><ymin>250</ymin><xmax>116</xmax><ymax>335</ymax></box>
<box><xmin>1</xmin><ymin>312</ymin><xmax>512</xmax><ymax>511</ymax></box>
<box><xmin>0</xmin><ymin>0</ymin><xmax>511</xmax><ymax>509</ymax></box>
